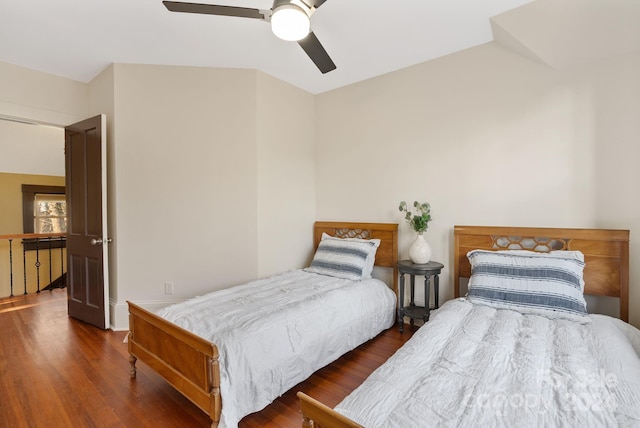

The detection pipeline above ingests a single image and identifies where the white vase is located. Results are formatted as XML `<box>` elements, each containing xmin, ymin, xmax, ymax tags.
<box><xmin>409</xmin><ymin>232</ymin><xmax>431</xmax><ymax>264</ymax></box>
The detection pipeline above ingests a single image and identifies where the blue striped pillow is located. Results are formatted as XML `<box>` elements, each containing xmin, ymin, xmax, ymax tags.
<box><xmin>305</xmin><ymin>233</ymin><xmax>381</xmax><ymax>280</ymax></box>
<box><xmin>466</xmin><ymin>250</ymin><xmax>589</xmax><ymax>322</ymax></box>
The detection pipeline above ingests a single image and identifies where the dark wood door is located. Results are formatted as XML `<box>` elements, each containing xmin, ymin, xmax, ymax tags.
<box><xmin>65</xmin><ymin>114</ymin><xmax>109</xmax><ymax>329</ymax></box>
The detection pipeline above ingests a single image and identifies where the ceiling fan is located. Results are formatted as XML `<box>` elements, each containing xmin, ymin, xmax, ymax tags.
<box><xmin>162</xmin><ymin>0</ymin><xmax>336</xmax><ymax>73</ymax></box>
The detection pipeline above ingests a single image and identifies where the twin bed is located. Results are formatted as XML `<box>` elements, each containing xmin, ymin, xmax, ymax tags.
<box><xmin>127</xmin><ymin>221</ymin><xmax>399</xmax><ymax>428</ymax></box>
<box><xmin>128</xmin><ymin>223</ymin><xmax>640</xmax><ymax>428</ymax></box>
<box><xmin>299</xmin><ymin>225</ymin><xmax>640</xmax><ymax>427</ymax></box>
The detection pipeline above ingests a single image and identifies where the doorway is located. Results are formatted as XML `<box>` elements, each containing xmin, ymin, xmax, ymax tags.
<box><xmin>0</xmin><ymin>115</ymin><xmax>111</xmax><ymax>329</ymax></box>
<box><xmin>0</xmin><ymin>118</ymin><xmax>65</xmax><ymax>298</ymax></box>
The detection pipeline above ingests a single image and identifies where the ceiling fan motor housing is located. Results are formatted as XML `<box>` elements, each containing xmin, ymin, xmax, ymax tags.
<box><xmin>270</xmin><ymin>0</ymin><xmax>312</xmax><ymax>41</ymax></box>
<box><xmin>272</xmin><ymin>0</ymin><xmax>312</xmax><ymax>15</ymax></box>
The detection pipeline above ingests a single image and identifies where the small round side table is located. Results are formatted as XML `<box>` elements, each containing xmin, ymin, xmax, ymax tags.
<box><xmin>397</xmin><ymin>260</ymin><xmax>444</xmax><ymax>332</ymax></box>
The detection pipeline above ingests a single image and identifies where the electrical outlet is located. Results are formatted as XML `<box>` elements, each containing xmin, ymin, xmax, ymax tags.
<box><xmin>164</xmin><ymin>281</ymin><xmax>174</xmax><ymax>295</ymax></box>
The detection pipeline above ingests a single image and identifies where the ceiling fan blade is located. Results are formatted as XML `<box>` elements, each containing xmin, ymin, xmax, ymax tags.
<box><xmin>298</xmin><ymin>31</ymin><xmax>336</xmax><ymax>74</ymax></box>
<box><xmin>163</xmin><ymin>1</ymin><xmax>266</xmax><ymax>20</ymax></box>
<box><xmin>312</xmin><ymin>0</ymin><xmax>329</xmax><ymax>9</ymax></box>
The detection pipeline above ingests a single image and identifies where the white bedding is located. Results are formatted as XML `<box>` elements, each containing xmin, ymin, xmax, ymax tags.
<box><xmin>156</xmin><ymin>269</ymin><xmax>396</xmax><ymax>428</ymax></box>
<box><xmin>336</xmin><ymin>298</ymin><xmax>640</xmax><ymax>427</ymax></box>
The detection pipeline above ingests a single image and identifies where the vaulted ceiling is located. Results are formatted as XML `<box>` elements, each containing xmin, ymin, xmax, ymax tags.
<box><xmin>491</xmin><ymin>0</ymin><xmax>640</xmax><ymax>71</ymax></box>
<box><xmin>1</xmin><ymin>0</ymin><xmax>638</xmax><ymax>94</ymax></box>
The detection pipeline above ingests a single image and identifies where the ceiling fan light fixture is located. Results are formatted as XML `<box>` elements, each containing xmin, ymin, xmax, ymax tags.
<box><xmin>271</xmin><ymin>4</ymin><xmax>310</xmax><ymax>41</ymax></box>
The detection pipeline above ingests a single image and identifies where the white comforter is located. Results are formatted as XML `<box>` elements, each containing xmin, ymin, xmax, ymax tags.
<box><xmin>156</xmin><ymin>269</ymin><xmax>396</xmax><ymax>428</ymax></box>
<box><xmin>336</xmin><ymin>298</ymin><xmax>640</xmax><ymax>427</ymax></box>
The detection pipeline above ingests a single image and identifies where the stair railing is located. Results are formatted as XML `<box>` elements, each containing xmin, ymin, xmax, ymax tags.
<box><xmin>0</xmin><ymin>233</ymin><xmax>66</xmax><ymax>298</ymax></box>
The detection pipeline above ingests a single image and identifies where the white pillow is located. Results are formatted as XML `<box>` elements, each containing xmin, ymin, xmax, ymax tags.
<box><xmin>466</xmin><ymin>249</ymin><xmax>589</xmax><ymax>322</ymax></box>
<box><xmin>305</xmin><ymin>233</ymin><xmax>381</xmax><ymax>280</ymax></box>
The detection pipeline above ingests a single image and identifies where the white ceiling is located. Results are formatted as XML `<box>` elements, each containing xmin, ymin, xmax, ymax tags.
<box><xmin>2</xmin><ymin>0</ymin><xmax>638</xmax><ymax>95</ymax></box>
<box><xmin>0</xmin><ymin>0</ymin><xmax>535</xmax><ymax>94</ymax></box>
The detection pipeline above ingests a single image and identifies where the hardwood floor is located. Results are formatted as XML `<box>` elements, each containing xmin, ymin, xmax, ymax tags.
<box><xmin>0</xmin><ymin>289</ymin><xmax>416</xmax><ymax>427</ymax></box>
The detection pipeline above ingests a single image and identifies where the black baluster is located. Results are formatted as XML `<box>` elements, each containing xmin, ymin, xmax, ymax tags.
<box><xmin>61</xmin><ymin>238</ymin><xmax>65</xmax><ymax>288</ymax></box>
<box><xmin>23</xmin><ymin>241</ymin><xmax>27</xmax><ymax>295</ymax></box>
<box><xmin>35</xmin><ymin>238</ymin><xmax>41</xmax><ymax>293</ymax></box>
<box><xmin>9</xmin><ymin>238</ymin><xmax>14</xmax><ymax>297</ymax></box>
<box><xmin>48</xmin><ymin>237</ymin><xmax>53</xmax><ymax>289</ymax></box>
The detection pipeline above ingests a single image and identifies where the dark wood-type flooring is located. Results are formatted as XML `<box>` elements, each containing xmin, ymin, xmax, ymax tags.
<box><xmin>0</xmin><ymin>289</ymin><xmax>416</xmax><ymax>427</ymax></box>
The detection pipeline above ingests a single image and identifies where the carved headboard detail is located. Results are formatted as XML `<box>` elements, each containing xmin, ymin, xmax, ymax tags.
<box><xmin>454</xmin><ymin>225</ymin><xmax>630</xmax><ymax>322</ymax></box>
<box><xmin>491</xmin><ymin>235</ymin><xmax>568</xmax><ymax>252</ymax></box>
<box><xmin>334</xmin><ymin>228</ymin><xmax>371</xmax><ymax>240</ymax></box>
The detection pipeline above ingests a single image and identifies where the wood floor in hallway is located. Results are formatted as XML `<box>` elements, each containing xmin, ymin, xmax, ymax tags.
<box><xmin>0</xmin><ymin>289</ymin><xmax>415</xmax><ymax>427</ymax></box>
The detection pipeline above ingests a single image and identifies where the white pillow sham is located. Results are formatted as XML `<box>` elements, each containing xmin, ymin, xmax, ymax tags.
<box><xmin>466</xmin><ymin>249</ymin><xmax>589</xmax><ymax>322</ymax></box>
<box><xmin>305</xmin><ymin>233</ymin><xmax>381</xmax><ymax>280</ymax></box>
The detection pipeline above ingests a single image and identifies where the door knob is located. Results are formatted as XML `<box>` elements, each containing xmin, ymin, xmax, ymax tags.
<box><xmin>91</xmin><ymin>238</ymin><xmax>113</xmax><ymax>245</ymax></box>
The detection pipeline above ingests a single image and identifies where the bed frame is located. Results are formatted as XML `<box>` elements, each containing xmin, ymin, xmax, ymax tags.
<box><xmin>453</xmin><ymin>225</ymin><xmax>630</xmax><ymax>322</ymax></box>
<box><xmin>298</xmin><ymin>225</ymin><xmax>630</xmax><ymax>428</ymax></box>
<box><xmin>127</xmin><ymin>221</ymin><xmax>398</xmax><ymax>428</ymax></box>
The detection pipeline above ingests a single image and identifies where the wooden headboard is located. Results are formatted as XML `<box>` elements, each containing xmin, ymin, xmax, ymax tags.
<box><xmin>453</xmin><ymin>226</ymin><xmax>630</xmax><ymax>322</ymax></box>
<box><xmin>313</xmin><ymin>222</ymin><xmax>399</xmax><ymax>294</ymax></box>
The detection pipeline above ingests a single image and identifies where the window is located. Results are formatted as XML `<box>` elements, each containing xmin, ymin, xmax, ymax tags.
<box><xmin>34</xmin><ymin>193</ymin><xmax>67</xmax><ymax>233</ymax></box>
<box><xmin>22</xmin><ymin>184</ymin><xmax>66</xmax><ymax>250</ymax></box>
<box><xmin>22</xmin><ymin>184</ymin><xmax>66</xmax><ymax>234</ymax></box>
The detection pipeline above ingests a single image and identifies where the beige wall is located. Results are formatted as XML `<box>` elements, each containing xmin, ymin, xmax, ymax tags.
<box><xmin>102</xmin><ymin>65</ymin><xmax>316</xmax><ymax>329</ymax></box>
<box><xmin>256</xmin><ymin>72</ymin><xmax>316</xmax><ymax>276</ymax></box>
<box><xmin>0</xmin><ymin>61</ymin><xmax>318</xmax><ymax>329</ymax></box>
<box><xmin>591</xmin><ymin>53</ymin><xmax>640</xmax><ymax>327</ymax></box>
<box><xmin>0</xmin><ymin>172</ymin><xmax>66</xmax><ymax>297</ymax></box>
<box><xmin>0</xmin><ymin>62</ymin><xmax>89</xmax><ymax>126</ymax></box>
<box><xmin>315</xmin><ymin>45</ymin><xmax>640</xmax><ymax>328</ymax></box>
<box><xmin>0</xmin><ymin>120</ymin><xmax>64</xmax><ymax>176</ymax></box>
<box><xmin>106</xmin><ymin>64</ymin><xmax>259</xmax><ymax>327</ymax></box>
<box><xmin>0</xmin><ymin>44</ymin><xmax>638</xmax><ymax>329</ymax></box>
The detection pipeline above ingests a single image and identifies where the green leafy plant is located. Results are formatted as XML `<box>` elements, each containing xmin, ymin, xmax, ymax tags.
<box><xmin>398</xmin><ymin>201</ymin><xmax>432</xmax><ymax>233</ymax></box>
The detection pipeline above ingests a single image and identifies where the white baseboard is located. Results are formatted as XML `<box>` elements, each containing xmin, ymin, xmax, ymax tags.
<box><xmin>109</xmin><ymin>298</ymin><xmax>186</xmax><ymax>331</ymax></box>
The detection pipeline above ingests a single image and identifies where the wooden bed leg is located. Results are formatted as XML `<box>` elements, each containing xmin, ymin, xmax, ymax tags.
<box><xmin>302</xmin><ymin>416</ymin><xmax>313</xmax><ymax>428</ymax></box>
<box><xmin>129</xmin><ymin>354</ymin><xmax>137</xmax><ymax>379</ymax></box>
